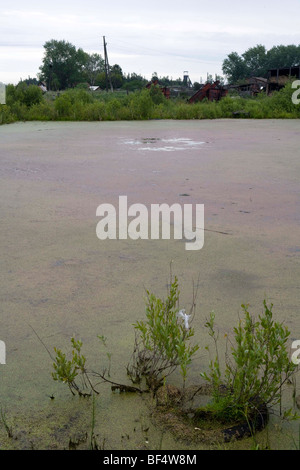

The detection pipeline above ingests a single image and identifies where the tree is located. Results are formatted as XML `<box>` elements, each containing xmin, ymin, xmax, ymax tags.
<box><xmin>110</xmin><ymin>64</ymin><xmax>124</xmax><ymax>89</ymax></box>
<box><xmin>222</xmin><ymin>51</ymin><xmax>249</xmax><ymax>83</ymax></box>
<box><xmin>122</xmin><ymin>73</ymin><xmax>147</xmax><ymax>91</ymax></box>
<box><xmin>84</xmin><ymin>53</ymin><xmax>104</xmax><ymax>86</ymax></box>
<box><xmin>242</xmin><ymin>44</ymin><xmax>267</xmax><ymax>77</ymax></box>
<box><xmin>266</xmin><ymin>44</ymin><xmax>300</xmax><ymax>69</ymax></box>
<box><xmin>95</xmin><ymin>71</ymin><xmax>107</xmax><ymax>89</ymax></box>
<box><xmin>223</xmin><ymin>44</ymin><xmax>300</xmax><ymax>84</ymax></box>
<box><xmin>39</xmin><ymin>39</ymin><xmax>88</xmax><ymax>90</ymax></box>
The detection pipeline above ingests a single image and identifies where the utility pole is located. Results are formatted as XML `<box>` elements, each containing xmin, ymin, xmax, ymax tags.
<box><xmin>103</xmin><ymin>36</ymin><xmax>113</xmax><ymax>92</ymax></box>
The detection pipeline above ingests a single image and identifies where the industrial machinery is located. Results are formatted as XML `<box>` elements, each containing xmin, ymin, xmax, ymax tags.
<box><xmin>188</xmin><ymin>80</ymin><xmax>228</xmax><ymax>103</ymax></box>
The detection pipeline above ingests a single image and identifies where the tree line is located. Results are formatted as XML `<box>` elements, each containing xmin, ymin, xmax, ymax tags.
<box><xmin>222</xmin><ymin>44</ymin><xmax>300</xmax><ymax>83</ymax></box>
<box><xmin>9</xmin><ymin>39</ymin><xmax>300</xmax><ymax>92</ymax></box>
<box><xmin>38</xmin><ymin>39</ymin><xmax>185</xmax><ymax>91</ymax></box>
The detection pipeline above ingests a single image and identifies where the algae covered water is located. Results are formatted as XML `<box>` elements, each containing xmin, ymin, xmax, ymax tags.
<box><xmin>0</xmin><ymin>120</ymin><xmax>299</xmax><ymax>449</ymax></box>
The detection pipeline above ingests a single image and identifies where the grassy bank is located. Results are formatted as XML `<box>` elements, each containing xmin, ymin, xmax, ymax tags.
<box><xmin>1</xmin><ymin>82</ymin><xmax>300</xmax><ymax>125</ymax></box>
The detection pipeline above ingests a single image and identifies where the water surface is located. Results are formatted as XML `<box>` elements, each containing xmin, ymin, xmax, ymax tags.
<box><xmin>0</xmin><ymin>119</ymin><xmax>299</xmax><ymax>449</ymax></box>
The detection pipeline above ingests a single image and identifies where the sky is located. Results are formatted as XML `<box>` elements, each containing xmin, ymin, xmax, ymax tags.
<box><xmin>1</xmin><ymin>0</ymin><xmax>300</xmax><ymax>85</ymax></box>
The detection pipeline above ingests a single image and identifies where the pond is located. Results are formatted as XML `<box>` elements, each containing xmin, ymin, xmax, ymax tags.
<box><xmin>0</xmin><ymin>119</ymin><xmax>299</xmax><ymax>450</ymax></box>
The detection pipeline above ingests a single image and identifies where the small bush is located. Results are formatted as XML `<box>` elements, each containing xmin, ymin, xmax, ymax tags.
<box><xmin>106</xmin><ymin>98</ymin><xmax>122</xmax><ymax>120</ymax></box>
<box><xmin>8</xmin><ymin>102</ymin><xmax>28</xmax><ymax>120</ymax></box>
<box><xmin>27</xmin><ymin>101</ymin><xmax>55</xmax><ymax>121</ymax></box>
<box><xmin>52</xmin><ymin>337</ymin><xmax>98</xmax><ymax>396</ymax></box>
<box><xmin>201</xmin><ymin>301</ymin><xmax>298</xmax><ymax>423</ymax></box>
<box><xmin>127</xmin><ymin>277</ymin><xmax>199</xmax><ymax>389</ymax></box>
<box><xmin>129</xmin><ymin>89</ymin><xmax>153</xmax><ymax>119</ymax></box>
<box><xmin>0</xmin><ymin>105</ymin><xmax>16</xmax><ymax>124</ymax></box>
<box><xmin>82</xmin><ymin>101</ymin><xmax>106</xmax><ymax>121</ymax></box>
<box><xmin>149</xmin><ymin>84</ymin><xmax>165</xmax><ymax>105</ymax></box>
<box><xmin>54</xmin><ymin>93</ymin><xmax>73</xmax><ymax>118</ymax></box>
<box><xmin>7</xmin><ymin>83</ymin><xmax>43</xmax><ymax>108</ymax></box>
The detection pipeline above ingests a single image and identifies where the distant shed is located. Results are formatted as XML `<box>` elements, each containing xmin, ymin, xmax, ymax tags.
<box><xmin>267</xmin><ymin>66</ymin><xmax>300</xmax><ymax>93</ymax></box>
<box><xmin>228</xmin><ymin>77</ymin><xmax>267</xmax><ymax>96</ymax></box>
<box><xmin>39</xmin><ymin>83</ymin><xmax>47</xmax><ymax>93</ymax></box>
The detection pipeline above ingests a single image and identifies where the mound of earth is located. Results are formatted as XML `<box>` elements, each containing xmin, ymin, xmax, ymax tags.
<box><xmin>152</xmin><ymin>384</ymin><xmax>268</xmax><ymax>445</ymax></box>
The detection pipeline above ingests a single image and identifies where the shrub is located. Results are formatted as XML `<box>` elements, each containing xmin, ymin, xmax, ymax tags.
<box><xmin>201</xmin><ymin>301</ymin><xmax>298</xmax><ymax>422</ymax></box>
<box><xmin>54</xmin><ymin>93</ymin><xmax>73</xmax><ymax>118</ymax></box>
<box><xmin>217</xmin><ymin>96</ymin><xmax>244</xmax><ymax>116</ymax></box>
<box><xmin>106</xmin><ymin>98</ymin><xmax>122</xmax><ymax>120</ymax></box>
<box><xmin>27</xmin><ymin>101</ymin><xmax>55</xmax><ymax>120</ymax></box>
<box><xmin>149</xmin><ymin>84</ymin><xmax>165</xmax><ymax>105</ymax></box>
<box><xmin>129</xmin><ymin>89</ymin><xmax>153</xmax><ymax>119</ymax></box>
<box><xmin>0</xmin><ymin>104</ymin><xmax>16</xmax><ymax>124</ymax></box>
<box><xmin>8</xmin><ymin>101</ymin><xmax>28</xmax><ymax>120</ymax></box>
<box><xmin>52</xmin><ymin>337</ymin><xmax>98</xmax><ymax>396</ymax></box>
<box><xmin>3</xmin><ymin>81</ymin><xmax>300</xmax><ymax>123</ymax></box>
<box><xmin>84</xmin><ymin>101</ymin><xmax>106</xmax><ymax>121</ymax></box>
<box><xmin>8</xmin><ymin>83</ymin><xmax>43</xmax><ymax>107</ymax></box>
<box><xmin>69</xmin><ymin>88</ymin><xmax>93</xmax><ymax>105</ymax></box>
<box><xmin>127</xmin><ymin>276</ymin><xmax>199</xmax><ymax>389</ymax></box>
<box><xmin>5</xmin><ymin>84</ymin><xmax>17</xmax><ymax>107</ymax></box>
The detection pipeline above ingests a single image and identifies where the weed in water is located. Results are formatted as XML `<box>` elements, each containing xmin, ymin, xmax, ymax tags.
<box><xmin>0</xmin><ymin>408</ymin><xmax>13</xmax><ymax>438</ymax></box>
<box><xmin>200</xmin><ymin>301</ymin><xmax>298</xmax><ymax>425</ymax></box>
<box><xmin>127</xmin><ymin>276</ymin><xmax>199</xmax><ymax>390</ymax></box>
<box><xmin>52</xmin><ymin>337</ymin><xmax>99</xmax><ymax>397</ymax></box>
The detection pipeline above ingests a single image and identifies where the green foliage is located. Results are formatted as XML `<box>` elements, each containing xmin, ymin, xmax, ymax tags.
<box><xmin>201</xmin><ymin>302</ymin><xmax>298</xmax><ymax>422</ymax></box>
<box><xmin>1</xmin><ymin>80</ymin><xmax>300</xmax><ymax>125</ymax></box>
<box><xmin>129</xmin><ymin>89</ymin><xmax>153</xmax><ymax>119</ymax></box>
<box><xmin>54</xmin><ymin>93</ymin><xmax>73</xmax><ymax>118</ymax></box>
<box><xmin>148</xmin><ymin>84</ymin><xmax>165</xmax><ymax>105</ymax></box>
<box><xmin>106</xmin><ymin>98</ymin><xmax>122</xmax><ymax>120</ymax></box>
<box><xmin>128</xmin><ymin>277</ymin><xmax>199</xmax><ymax>388</ymax></box>
<box><xmin>39</xmin><ymin>39</ymin><xmax>89</xmax><ymax>90</ymax></box>
<box><xmin>38</xmin><ymin>39</ymin><xmax>125</xmax><ymax>91</ymax></box>
<box><xmin>110</xmin><ymin>64</ymin><xmax>124</xmax><ymax>89</ymax></box>
<box><xmin>6</xmin><ymin>83</ymin><xmax>43</xmax><ymax>108</ymax></box>
<box><xmin>122</xmin><ymin>72</ymin><xmax>148</xmax><ymax>91</ymax></box>
<box><xmin>0</xmin><ymin>105</ymin><xmax>16</xmax><ymax>124</ymax></box>
<box><xmin>54</xmin><ymin>89</ymin><xmax>93</xmax><ymax>118</ymax></box>
<box><xmin>52</xmin><ymin>337</ymin><xmax>98</xmax><ymax>396</ymax></box>
<box><xmin>27</xmin><ymin>101</ymin><xmax>55</xmax><ymax>121</ymax></box>
<box><xmin>84</xmin><ymin>53</ymin><xmax>105</xmax><ymax>86</ymax></box>
<box><xmin>17</xmin><ymin>84</ymin><xmax>43</xmax><ymax>107</ymax></box>
<box><xmin>223</xmin><ymin>51</ymin><xmax>250</xmax><ymax>84</ymax></box>
<box><xmin>223</xmin><ymin>43</ymin><xmax>300</xmax><ymax>83</ymax></box>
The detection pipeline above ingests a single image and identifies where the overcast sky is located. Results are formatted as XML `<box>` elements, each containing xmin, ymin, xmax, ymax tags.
<box><xmin>1</xmin><ymin>0</ymin><xmax>300</xmax><ymax>85</ymax></box>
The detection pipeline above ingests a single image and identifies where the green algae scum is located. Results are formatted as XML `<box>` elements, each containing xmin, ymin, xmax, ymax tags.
<box><xmin>0</xmin><ymin>120</ymin><xmax>299</xmax><ymax>450</ymax></box>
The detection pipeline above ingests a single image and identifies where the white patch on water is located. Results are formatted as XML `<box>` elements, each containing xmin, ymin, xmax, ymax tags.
<box><xmin>138</xmin><ymin>146</ymin><xmax>187</xmax><ymax>152</ymax></box>
<box><xmin>123</xmin><ymin>137</ymin><xmax>205</xmax><ymax>152</ymax></box>
<box><xmin>162</xmin><ymin>138</ymin><xmax>205</xmax><ymax>146</ymax></box>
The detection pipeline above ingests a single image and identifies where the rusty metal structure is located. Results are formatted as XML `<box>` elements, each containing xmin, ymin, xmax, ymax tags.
<box><xmin>183</xmin><ymin>71</ymin><xmax>193</xmax><ymax>88</ymax></box>
<box><xmin>188</xmin><ymin>81</ymin><xmax>228</xmax><ymax>103</ymax></box>
<box><xmin>267</xmin><ymin>67</ymin><xmax>300</xmax><ymax>93</ymax></box>
<box><xmin>228</xmin><ymin>77</ymin><xmax>267</xmax><ymax>96</ymax></box>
